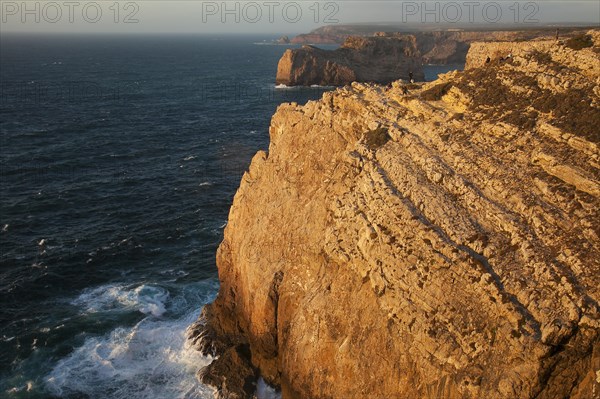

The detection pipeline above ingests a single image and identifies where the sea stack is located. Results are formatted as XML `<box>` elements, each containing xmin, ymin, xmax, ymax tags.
<box><xmin>275</xmin><ymin>35</ymin><xmax>424</xmax><ymax>86</ymax></box>
<box><xmin>189</xmin><ymin>31</ymin><xmax>600</xmax><ymax>399</ymax></box>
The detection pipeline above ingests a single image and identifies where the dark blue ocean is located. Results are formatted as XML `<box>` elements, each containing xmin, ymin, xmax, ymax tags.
<box><xmin>0</xmin><ymin>34</ymin><xmax>460</xmax><ymax>398</ymax></box>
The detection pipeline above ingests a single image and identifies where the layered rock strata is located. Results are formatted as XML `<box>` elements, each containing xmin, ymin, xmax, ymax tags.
<box><xmin>190</xmin><ymin>31</ymin><xmax>600</xmax><ymax>399</ymax></box>
<box><xmin>275</xmin><ymin>36</ymin><xmax>424</xmax><ymax>86</ymax></box>
<box><xmin>292</xmin><ymin>27</ymin><xmax>594</xmax><ymax>64</ymax></box>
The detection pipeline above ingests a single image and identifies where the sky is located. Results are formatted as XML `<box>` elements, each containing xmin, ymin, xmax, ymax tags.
<box><xmin>0</xmin><ymin>0</ymin><xmax>598</xmax><ymax>35</ymax></box>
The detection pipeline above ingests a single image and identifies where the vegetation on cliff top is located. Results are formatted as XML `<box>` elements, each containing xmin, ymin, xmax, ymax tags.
<box><xmin>419</xmin><ymin>52</ymin><xmax>599</xmax><ymax>143</ymax></box>
<box><xmin>564</xmin><ymin>34</ymin><xmax>594</xmax><ymax>50</ymax></box>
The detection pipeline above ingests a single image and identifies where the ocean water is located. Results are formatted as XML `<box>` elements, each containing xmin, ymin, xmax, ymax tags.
<box><xmin>424</xmin><ymin>63</ymin><xmax>465</xmax><ymax>81</ymax></box>
<box><xmin>0</xmin><ymin>34</ymin><xmax>462</xmax><ymax>398</ymax></box>
<box><xmin>0</xmin><ymin>34</ymin><xmax>331</xmax><ymax>399</ymax></box>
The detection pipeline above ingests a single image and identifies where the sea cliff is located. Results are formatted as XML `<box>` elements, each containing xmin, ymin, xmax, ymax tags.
<box><xmin>189</xmin><ymin>31</ymin><xmax>600</xmax><ymax>399</ymax></box>
<box><xmin>291</xmin><ymin>26</ymin><xmax>594</xmax><ymax>64</ymax></box>
<box><xmin>275</xmin><ymin>36</ymin><xmax>423</xmax><ymax>86</ymax></box>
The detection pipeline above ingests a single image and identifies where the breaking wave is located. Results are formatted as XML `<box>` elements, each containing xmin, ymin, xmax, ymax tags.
<box><xmin>45</xmin><ymin>281</ymin><xmax>218</xmax><ymax>399</ymax></box>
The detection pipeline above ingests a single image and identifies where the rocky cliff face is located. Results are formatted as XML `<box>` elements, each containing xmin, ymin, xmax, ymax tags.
<box><xmin>292</xmin><ymin>27</ymin><xmax>593</xmax><ymax>64</ymax></box>
<box><xmin>275</xmin><ymin>36</ymin><xmax>424</xmax><ymax>86</ymax></box>
<box><xmin>389</xmin><ymin>30</ymin><xmax>591</xmax><ymax>64</ymax></box>
<box><xmin>190</xmin><ymin>31</ymin><xmax>600</xmax><ymax>399</ymax></box>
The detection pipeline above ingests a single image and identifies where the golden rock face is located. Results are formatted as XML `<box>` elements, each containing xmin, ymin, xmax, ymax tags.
<box><xmin>190</xmin><ymin>30</ymin><xmax>600</xmax><ymax>399</ymax></box>
<box><xmin>275</xmin><ymin>36</ymin><xmax>425</xmax><ymax>86</ymax></box>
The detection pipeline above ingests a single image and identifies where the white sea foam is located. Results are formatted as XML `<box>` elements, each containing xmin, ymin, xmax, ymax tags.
<box><xmin>256</xmin><ymin>377</ymin><xmax>281</xmax><ymax>399</ymax></box>
<box><xmin>47</xmin><ymin>281</ymin><xmax>219</xmax><ymax>399</ymax></box>
<box><xmin>275</xmin><ymin>83</ymin><xmax>334</xmax><ymax>90</ymax></box>
<box><xmin>72</xmin><ymin>284</ymin><xmax>169</xmax><ymax>317</ymax></box>
<box><xmin>45</xmin><ymin>310</ymin><xmax>215</xmax><ymax>399</ymax></box>
<box><xmin>45</xmin><ymin>281</ymin><xmax>282</xmax><ymax>399</ymax></box>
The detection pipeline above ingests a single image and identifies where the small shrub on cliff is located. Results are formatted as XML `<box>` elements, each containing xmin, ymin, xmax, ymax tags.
<box><xmin>420</xmin><ymin>82</ymin><xmax>453</xmax><ymax>101</ymax></box>
<box><xmin>528</xmin><ymin>50</ymin><xmax>568</xmax><ymax>73</ymax></box>
<box><xmin>534</xmin><ymin>88</ymin><xmax>600</xmax><ymax>142</ymax></box>
<box><xmin>501</xmin><ymin>110</ymin><xmax>537</xmax><ymax>130</ymax></box>
<box><xmin>512</xmin><ymin>74</ymin><xmax>539</xmax><ymax>89</ymax></box>
<box><xmin>564</xmin><ymin>34</ymin><xmax>593</xmax><ymax>50</ymax></box>
<box><xmin>363</xmin><ymin>127</ymin><xmax>391</xmax><ymax>149</ymax></box>
<box><xmin>529</xmin><ymin>50</ymin><xmax>552</xmax><ymax>64</ymax></box>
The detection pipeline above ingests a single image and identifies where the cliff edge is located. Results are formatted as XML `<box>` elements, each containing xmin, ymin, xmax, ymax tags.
<box><xmin>190</xmin><ymin>31</ymin><xmax>600</xmax><ymax>399</ymax></box>
<box><xmin>291</xmin><ymin>27</ymin><xmax>595</xmax><ymax>65</ymax></box>
<box><xmin>275</xmin><ymin>36</ymin><xmax>424</xmax><ymax>86</ymax></box>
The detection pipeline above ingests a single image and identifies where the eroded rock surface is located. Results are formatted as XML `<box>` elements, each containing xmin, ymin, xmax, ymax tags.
<box><xmin>291</xmin><ymin>27</ymin><xmax>594</xmax><ymax>65</ymax></box>
<box><xmin>191</xmin><ymin>31</ymin><xmax>600</xmax><ymax>399</ymax></box>
<box><xmin>275</xmin><ymin>36</ymin><xmax>423</xmax><ymax>86</ymax></box>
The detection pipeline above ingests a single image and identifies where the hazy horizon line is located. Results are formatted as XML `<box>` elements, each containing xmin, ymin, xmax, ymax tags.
<box><xmin>2</xmin><ymin>22</ymin><xmax>598</xmax><ymax>36</ymax></box>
